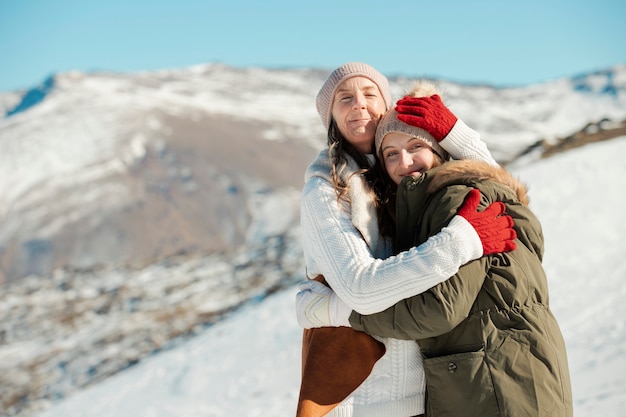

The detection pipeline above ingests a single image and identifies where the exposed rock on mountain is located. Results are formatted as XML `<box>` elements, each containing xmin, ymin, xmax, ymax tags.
<box><xmin>0</xmin><ymin>63</ymin><xmax>625</xmax><ymax>417</ymax></box>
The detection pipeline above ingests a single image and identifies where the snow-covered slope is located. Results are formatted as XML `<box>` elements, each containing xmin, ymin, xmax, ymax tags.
<box><xmin>0</xmin><ymin>65</ymin><xmax>323</xmax><ymax>282</ymax></box>
<box><xmin>1</xmin><ymin>63</ymin><xmax>626</xmax><ymax>416</ymax></box>
<box><xmin>1</xmin><ymin>64</ymin><xmax>625</xmax><ymax>282</ymax></box>
<box><xmin>32</xmin><ymin>136</ymin><xmax>626</xmax><ymax>417</ymax></box>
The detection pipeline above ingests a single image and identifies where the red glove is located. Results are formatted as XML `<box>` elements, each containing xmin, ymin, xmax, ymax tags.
<box><xmin>457</xmin><ymin>189</ymin><xmax>517</xmax><ymax>255</ymax></box>
<box><xmin>395</xmin><ymin>94</ymin><xmax>457</xmax><ymax>142</ymax></box>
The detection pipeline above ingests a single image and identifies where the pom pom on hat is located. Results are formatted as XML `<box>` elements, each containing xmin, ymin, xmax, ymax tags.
<box><xmin>375</xmin><ymin>81</ymin><xmax>448</xmax><ymax>160</ymax></box>
<box><xmin>316</xmin><ymin>62</ymin><xmax>392</xmax><ymax>130</ymax></box>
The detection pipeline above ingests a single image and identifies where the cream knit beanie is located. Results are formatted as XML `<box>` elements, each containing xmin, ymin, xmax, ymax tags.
<box><xmin>316</xmin><ymin>62</ymin><xmax>392</xmax><ymax>130</ymax></box>
<box><xmin>375</xmin><ymin>81</ymin><xmax>448</xmax><ymax>160</ymax></box>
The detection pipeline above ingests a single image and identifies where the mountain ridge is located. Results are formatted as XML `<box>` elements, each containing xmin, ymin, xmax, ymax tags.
<box><xmin>1</xmin><ymin>63</ymin><xmax>625</xmax><ymax>416</ymax></box>
<box><xmin>1</xmin><ymin>63</ymin><xmax>625</xmax><ymax>282</ymax></box>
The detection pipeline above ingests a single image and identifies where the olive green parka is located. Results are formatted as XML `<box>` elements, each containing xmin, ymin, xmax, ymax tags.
<box><xmin>349</xmin><ymin>159</ymin><xmax>573</xmax><ymax>417</ymax></box>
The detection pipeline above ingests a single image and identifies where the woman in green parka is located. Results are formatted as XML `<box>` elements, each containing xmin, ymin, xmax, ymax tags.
<box><xmin>296</xmin><ymin>83</ymin><xmax>573</xmax><ymax>417</ymax></box>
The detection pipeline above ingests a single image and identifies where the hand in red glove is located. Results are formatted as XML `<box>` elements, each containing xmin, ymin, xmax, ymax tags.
<box><xmin>457</xmin><ymin>189</ymin><xmax>517</xmax><ymax>255</ymax></box>
<box><xmin>395</xmin><ymin>94</ymin><xmax>457</xmax><ymax>142</ymax></box>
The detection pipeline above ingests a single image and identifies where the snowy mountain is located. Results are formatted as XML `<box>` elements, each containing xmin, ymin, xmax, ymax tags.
<box><xmin>1</xmin><ymin>63</ymin><xmax>626</xmax><ymax>417</ymax></box>
<box><xmin>32</xmin><ymin>136</ymin><xmax>626</xmax><ymax>417</ymax></box>
<box><xmin>0</xmin><ymin>65</ymin><xmax>323</xmax><ymax>282</ymax></box>
<box><xmin>1</xmin><ymin>64</ymin><xmax>626</xmax><ymax>283</ymax></box>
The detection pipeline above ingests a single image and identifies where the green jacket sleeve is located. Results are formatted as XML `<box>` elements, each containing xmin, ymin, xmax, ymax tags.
<box><xmin>349</xmin><ymin>257</ymin><xmax>488</xmax><ymax>339</ymax></box>
<box><xmin>349</xmin><ymin>183</ymin><xmax>490</xmax><ymax>340</ymax></box>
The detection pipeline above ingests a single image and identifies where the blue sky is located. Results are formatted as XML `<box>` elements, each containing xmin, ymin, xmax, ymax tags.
<box><xmin>1</xmin><ymin>0</ymin><xmax>625</xmax><ymax>92</ymax></box>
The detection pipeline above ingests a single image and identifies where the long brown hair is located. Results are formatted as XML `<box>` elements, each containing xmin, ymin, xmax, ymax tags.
<box><xmin>326</xmin><ymin>119</ymin><xmax>381</xmax><ymax>204</ymax></box>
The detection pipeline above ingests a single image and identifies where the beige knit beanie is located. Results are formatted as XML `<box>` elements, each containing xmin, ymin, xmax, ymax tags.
<box><xmin>316</xmin><ymin>62</ymin><xmax>392</xmax><ymax>130</ymax></box>
<box><xmin>375</xmin><ymin>81</ymin><xmax>448</xmax><ymax>160</ymax></box>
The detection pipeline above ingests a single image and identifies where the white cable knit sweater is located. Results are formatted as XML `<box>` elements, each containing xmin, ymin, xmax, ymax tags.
<box><xmin>300</xmin><ymin>120</ymin><xmax>495</xmax><ymax>416</ymax></box>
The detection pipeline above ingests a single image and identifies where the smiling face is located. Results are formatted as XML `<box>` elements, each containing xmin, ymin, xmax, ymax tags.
<box><xmin>330</xmin><ymin>77</ymin><xmax>387</xmax><ymax>154</ymax></box>
<box><xmin>380</xmin><ymin>132</ymin><xmax>438</xmax><ymax>185</ymax></box>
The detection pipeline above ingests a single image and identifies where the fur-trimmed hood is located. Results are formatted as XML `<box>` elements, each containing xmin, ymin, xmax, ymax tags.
<box><xmin>351</xmin><ymin>160</ymin><xmax>572</xmax><ymax>417</ymax></box>
<box><xmin>426</xmin><ymin>159</ymin><xmax>529</xmax><ymax>206</ymax></box>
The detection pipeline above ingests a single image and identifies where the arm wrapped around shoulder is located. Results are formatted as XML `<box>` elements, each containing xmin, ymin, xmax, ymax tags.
<box><xmin>455</xmin><ymin>189</ymin><xmax>517</xmax><ymax>255</ymax></box>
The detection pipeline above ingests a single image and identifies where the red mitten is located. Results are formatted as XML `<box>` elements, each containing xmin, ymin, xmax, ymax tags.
<box><xmin>395</xmin><ymin>94</ymin><xmax>457</xmax><ymax>142</ymax></box>
<box><xmin>457</xmin><ymin>189</ymin><xmax>517</xmax><ymax>255</ymax></box>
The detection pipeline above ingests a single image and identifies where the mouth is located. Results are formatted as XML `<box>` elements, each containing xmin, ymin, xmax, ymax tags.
<box><xmin>349</xmin><ymin>111</ymin><xmax>373</xmax><ymax>122</ymax></box>
<box><xmin>401</xmin><ymin>169</ymin><xmax>424</xmax><ymax>178</ymax></box>
<box><xmin>347</xmin><ymin>118</ymin><xmax>373</xmax><ymax>130</ymax></box>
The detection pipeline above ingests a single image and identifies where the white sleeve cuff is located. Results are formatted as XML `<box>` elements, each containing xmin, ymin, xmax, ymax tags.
<box><xmin>440</xmin><ymin>119</ymin><xmax>498</xmax><ymax>166</ymax></box>
<box><xmin>447</xmin><ymin>215</ymin><xmax>484</xmax><ymax>261</ymax></box>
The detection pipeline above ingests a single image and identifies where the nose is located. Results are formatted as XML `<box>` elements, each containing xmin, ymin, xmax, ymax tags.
<box><xmin>353</xmin><ymin>92</ymin><xmax>367</xmax><ymax>109</ymax></box>
<box><xmin>400</xmin><ymin>150</ymin><xmax>413</xmax><ymax>168</ymax></box>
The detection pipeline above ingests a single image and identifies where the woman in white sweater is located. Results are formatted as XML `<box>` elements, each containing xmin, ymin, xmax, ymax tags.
<box><xmin>296</xmin><ymin>62</ymin><xmax>515</xmax><ymax>417</ymax></box>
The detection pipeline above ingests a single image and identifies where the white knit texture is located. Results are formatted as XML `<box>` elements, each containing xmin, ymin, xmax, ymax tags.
<box><xmin>439</xmin><ymin>119</ymin><xmax>498</xmax><ymax>166</ymax></box>
<box><xmin>325</xmin><ymin>338</ymin><xmax>425</xmax><ymax>416</ymax></box>
<box><xmin>301</xmin><ymin>174</ymin><xmax>479</xmax><ymax>315</ymax></box>
<box><xmin>299</xmin><ymin>140</ymin><xmax>491</xmax><ymax>415</ymax></box>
